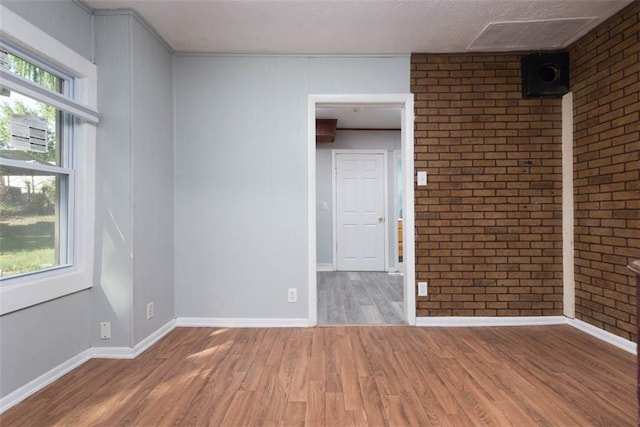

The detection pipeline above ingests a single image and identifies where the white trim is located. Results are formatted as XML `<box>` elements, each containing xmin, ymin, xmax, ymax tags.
<box><xmin>2</xmin><ymin>315</ymin><xmax>634</xmax><ymax>414</ymax></box>
<box><xmin>331</xmin><ymin>149</ymin><xmax>389</xmax><ymax>272</ymax></box>
<box><xmin>562</xmin><ymin>93</ymin><xmax>575</xmax><ymax>318</ymax></box>
<box><xmin>308</xmin><ymin>94</ymin><xmax>415</xmax><ymax>327</ymax></box>
<box><xmin>416</xmin><ymin>316</ymin><xmax>637</xmax><ymax>355</ymax></box>
<box><xmin>176</xmin><ymin>317</ymin><xmax>310</xmax><ymax>328</ymax></box>
<box><xmin>392</xmin><ymin>149</ymin><xmax>402</xmax><ymax>270</ymax></box>
<box><xmin>0</xmin><ymin>320</ymin><xmax>175</xmax><ymax>413</ymax></box>
<box><xmin>0</xmin><ymin>158</ymin><xmax>73</xmax><ymax>175</ymax></box>
<box><xmin>91</xmin><ymin>319</ymin><xmax>176</xmax><ymax>359</ymax></box>
<box><xmin>308</xmin><ymin>99</ymin><xmax>318</xmax><ymax>326</ymax></box>
<box><xmin>0</xmin><ymin>6</ymin><xmax>97</xmax><ymax>81</ymax></box>
<box><xmin>0</xmin><ymin>72</ymin><xmax>99</xmax><ymax>123</ymax></box>
<box><xmin>0</xmin><ymin>4</ymin><xmax>97</xmax><ymax>315</ymax></box>
<box><xmin>401</xmin><ymin>98</ymin><xmax>415</xmax><ymax>326</ymax></box>
<box><xmin>568</xmin><ymin>318</ymin><xmax>637</xmax><ymax>355</ymax></box>
<box><xmin>331</xmin><ymin>150</ymin><xmax>337</xmax><ymax>270</ymax></box>
<box><xmin>416</xmin><ymin>316</ymin><xmax>567</xmax><ymax>327</ymax></box>
<box><xmin>316</xmin><ymin>263</ymin><xmax>333</xmax><ymax>272</ymax></box>
<box><xmin>0</xmin><ymin>348</ymin><xmax>92</xmax><ymax>413</ymax></box>
<box><xmin>90</xmin><ymin>346</ymin><xmax>138</xmax><ymax>360</ymax></box>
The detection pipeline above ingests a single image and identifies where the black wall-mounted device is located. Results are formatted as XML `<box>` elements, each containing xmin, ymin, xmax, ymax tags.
<box><xmin>521</xmin><ymin>52</ymin><xmax>569</xmax><ymax>98</ymax></box>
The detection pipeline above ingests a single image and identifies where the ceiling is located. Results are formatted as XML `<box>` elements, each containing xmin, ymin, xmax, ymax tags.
<box><xmin>317</xmin><ymin>107</ymin><xmax>401</xmax><ymax>129</ymax></box>
<box><xmin>82</xmin><ymin>0</ymin><xmax>632</xmax><ymax>128</ymax></box>
<box><xmin>83</xmin><ymin>0</ymin><xmax>632</xmax><ymax>54</ymax></box>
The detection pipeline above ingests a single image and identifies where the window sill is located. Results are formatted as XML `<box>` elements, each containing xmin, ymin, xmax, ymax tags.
<box><xmin>0</xmin><ymin>268</ymin><xmax>92</xmax><ymax>315</ymax></box>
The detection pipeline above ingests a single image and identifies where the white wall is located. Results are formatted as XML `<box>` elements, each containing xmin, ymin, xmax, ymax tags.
<box><xmin>0</xmin><ymin>0</ymin><xmax>94</xmax><ymax>399</ymax></box>
<box><xmin>316</xmin><ymin>130</ymin><xmax>401</xmax><ymax>267</ymax></box>
<box><xmin>174</xmin><ymin>55</ymin><xmax>409</xmax><ymax>320</ymax></box>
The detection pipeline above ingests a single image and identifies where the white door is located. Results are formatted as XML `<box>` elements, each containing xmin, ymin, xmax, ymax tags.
<box><xmin>336</xmin><ymin>153</ymin><xmax>386</xmax><ymax>271</ymax></box>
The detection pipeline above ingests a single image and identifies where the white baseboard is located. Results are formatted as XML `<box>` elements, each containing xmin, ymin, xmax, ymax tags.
<box><xmin>567</xmin><ymin>318</ymin><xmax>637</xmax><ymax>355</ymax></box>
<box><xmin>416</xmin><ymin>316</ymin><xmax>637</xmax><ymax>355</ymax></box>
<box><xmin>2</xmin><ymin>315</ymin><xmax>635</xmax><ymax>414</ymax></box>
<box><xmin>0</xmin><ymin>348</ymin><xmax>92</xmax><ymax>414</ymax></box>
<box><xmin>0</xmin><ymin>320</ymin><xmax>177</xmax><ymax>414</ymax></box>
<box><xmin>316</xmin><ymin>263</ymin><xmax>333</xmax><ymax>272</ymax></box>
<box><xmin>416</xmin><ymin>316</ymin><xmax>567</xmax><ymax>327</ymax></box>
<box><xmin>92</xmin><ymin>319</ymin><xmax>176</xmax><ymax>359</ymax></box>
<box><xmin>176</xmin><ymin>317</ymin><xmax>310</xmax><ymax>328</ymax></box>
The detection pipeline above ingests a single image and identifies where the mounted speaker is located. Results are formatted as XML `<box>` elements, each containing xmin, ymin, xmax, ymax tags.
<box><xmin>521</xmin><ymin>52</ymin><xmax>569</xmax><ymax>98</ymax></box>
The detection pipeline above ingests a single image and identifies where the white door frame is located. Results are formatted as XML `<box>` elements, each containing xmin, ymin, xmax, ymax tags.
<box><xmin>392</xmin><ymin>148</ymin><xmax>402</xmax><ymax>272</ymax></box>
<box><xmin>332</xmin><ymin>149</ymin><xmax>389</xmax><ymax>272</ymax></box>
<box><xmin>307</xmin><ymin>93</ymin><xmax>416</xmax><ymax>326</ymax></box>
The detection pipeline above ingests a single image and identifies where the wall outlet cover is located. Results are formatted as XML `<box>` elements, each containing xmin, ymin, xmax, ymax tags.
<box><xmin>100</xmin><ymin>322</ymin><xmax>111</xmax><ymax>340</ymax></box>
<box><xmin>418</xmin><ymin>282</ymin><xmax>428</xmax><ymax>296</ymax></box>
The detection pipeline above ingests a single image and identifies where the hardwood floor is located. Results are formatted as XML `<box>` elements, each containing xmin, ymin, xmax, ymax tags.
<box><xmin>1</xmin><ymin>325</ymin><xmax>636</xmax><ymax>426</ymax></box>
<box><xmin>318</xmin><ymin>271</ymin><xmax>404</xmax><ymax>325</ymax></box>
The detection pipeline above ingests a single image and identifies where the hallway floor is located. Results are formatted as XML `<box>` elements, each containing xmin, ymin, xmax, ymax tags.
<box><xmin>317</xmin><ymin>271</ymin><xmax>404</xmax><ymax>325</ymax></box>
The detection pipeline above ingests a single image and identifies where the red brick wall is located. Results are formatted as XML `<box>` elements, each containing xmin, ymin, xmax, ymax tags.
<box><xmin>410</xmin><ymin>54</ymin><xmax>564</xmax><ymax>317</ymax></box>
<box><xmin>569</xmin><ymin>2</ymin><xmax>639</xmax><ymax>341</ymax></box>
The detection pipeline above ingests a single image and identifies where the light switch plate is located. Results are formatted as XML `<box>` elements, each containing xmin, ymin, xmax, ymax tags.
<box><xmin>418</xmin><ymin>282</ymin><xmax>428</xmax><ymax>296</ymax></box>
<box><xmin>417</xmin><ymin>171</ymin><xmax>427</xmax><ymax>186</ymax></box>
<box><xmin>288</xmin><ymin>288</ymin><xmax>297</xmax><ymax>303</ymax></box>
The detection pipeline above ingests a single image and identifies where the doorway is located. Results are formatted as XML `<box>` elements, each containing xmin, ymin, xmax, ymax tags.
<box><xmin>307</xmin><ymin>94</ymin><xmax>415</xmax><ymax>326</ymax></box>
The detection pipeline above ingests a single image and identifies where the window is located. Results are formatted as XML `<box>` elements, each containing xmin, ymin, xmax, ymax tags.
<box><xmin>0</xmin><ymin>5</ymin><xmax>98</xmax><ymax>314</ymax></box>
<box><xmin>1</xmin><ymin>49</ymin><xmax>73</xmax><ymax>278</ymax></box>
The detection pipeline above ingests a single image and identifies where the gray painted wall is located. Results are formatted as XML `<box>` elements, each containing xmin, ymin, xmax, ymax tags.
<box><xmin>1</xmin><ymin>0</ymin><xmax>94</xmax><ymax>61</ymax></box>
<box><xmin>0</xmin><ymin>6</ymin><xmax>405</xmax><ymax>400</ymax></box>
<box><xmin>174</xmin><ymin>55</ymin><xmax>409</xmax><ymax>319</ymax></box>
<box><xmin>93</xmin><ymin>13</ymin><xmax>134</xmax><ymax>347</ymax></box>
<box><xmin>316</xmin><ymin>130</ymin><xmax>401</xmax><ymax>267</ymax></box>
<box><xmin>131</xmin><ymin>18</ymin><xmax>175</xmax><ymax>345</ymax></box>
<box><xmin>93</xmin><ymin>12</ymin><xmax>175</xmax><ymax>347</ymax></box>
<box><xmin>1</xmin><ymin>5</ymin><xmax>174</xmax><ymax>400</ymax></box>
<box><xmin>0</xmin><ymin>0</ymin><xmax>94</xmax><ymax>399</ymax></box>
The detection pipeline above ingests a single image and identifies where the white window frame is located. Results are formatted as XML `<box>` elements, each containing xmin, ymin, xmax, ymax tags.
<box><xmin>0</xmin><ymin>5</ymin><xmax>97</xmax><ymax>315</ymax></box>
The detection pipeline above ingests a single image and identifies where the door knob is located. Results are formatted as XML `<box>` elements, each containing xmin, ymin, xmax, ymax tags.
<box><xmin>378</xmin><ymin>216</ymin><xmax>384</xmax><ymax>223</ymax></box>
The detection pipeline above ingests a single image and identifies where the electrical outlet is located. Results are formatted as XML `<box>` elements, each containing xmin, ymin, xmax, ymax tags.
<box><xmin>146</xmin><ymin>302</ymin><xmax>154</xmax><ymax>320</ymax></box>
<box><xmin>100</xmin><ymin>322</ymin><xmax>111</xmax><ymax>340</ymax></box>
<box><xmin>418</xmin><ymin>282</ymin><xmax>428</xmax><ymax>296</ymax></box>
<box><xmin>288</xmin><ymin>288</ymin><xmax>297</xmax><ymax>303</ymax></box>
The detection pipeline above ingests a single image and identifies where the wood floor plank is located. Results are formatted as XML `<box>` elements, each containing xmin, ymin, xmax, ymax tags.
<box><xmin>280</xmin><ymin>401</ymin><xmax>306</xmax><ymax>427</ymax></box>
<box><xmin>367</xmin><ymin>271</ymin><xmax>403</xmax><ymax>303</ymax></box>
<box><xmin>341</xmin><ymin>277</ymin><xmax>366</xmax><ymax>324</ymax></box>
<box><xmin>357</xmin><ymin>375</ymin><xmax>388</xmax><ymax>426</ymax></box>
<box><xmin>360</xmin><ymin>305</ymin><xmax>387</xmax><ymax>324</ymax></box>
<box><xmin>326</xmin><ymin>274</ymin><xmax>345</xmax><ymax>324</ymax></box>
<box><xmin>318</xmin><ymin>271</ymin><xmax>404</xmax><ymax>325</ymax></box>
<box><xmin>351</xmin><ymin>279</ymin><xmax>375</xmax><ymax>306</ymax></box>
<box><xmin>1</xmin><ymin>325</ymin><xmax>636</xmax><ymax>426</ymax></box>
<box><xmin>304</xmin><ymin>380</ymin><xmax>325</xmax><ymax>427</ymax></box>
<box><xmin>360</xmin><ymin>272</ymin><xmax>403</xmax><ymax>324</ymax></box>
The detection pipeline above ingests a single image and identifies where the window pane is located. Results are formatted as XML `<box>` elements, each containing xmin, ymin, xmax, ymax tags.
<box><xmin>0</xmin><ymin>167</ymin><xmax>68</xmax><ymax>278</ymax></box>
<box><xmin>4</xmin><ymin>51</ymin><xmax>63</xmax><ymax>93</ymax></box>
<box><xmin>0</xmin><ymin>90</ymin><xmax>63</xmax><ymax>166</ymax></box>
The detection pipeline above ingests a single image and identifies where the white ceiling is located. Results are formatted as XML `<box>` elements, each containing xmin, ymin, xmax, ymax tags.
<box><xmin>317</xmin><ymin>107</ymin><xmax>401</xmax><ymax>129</ymax></box>
<box><xmin>84</xmin><ymin>0</ymin><xmax>632</xmax><ymax>54</ymax></box>
<box><xmin>82</xmin><ymin>0</ymin><xmax>632</xmax><ymax>127</ymax></box>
